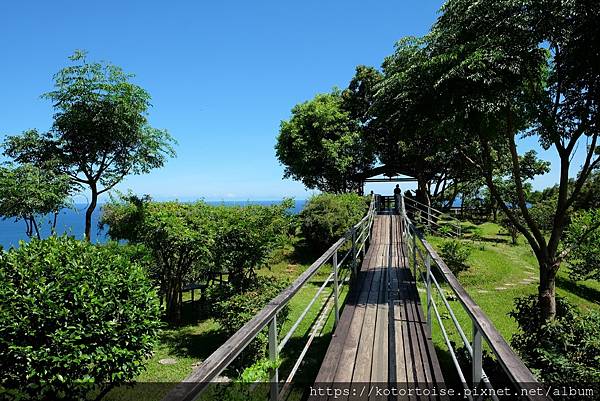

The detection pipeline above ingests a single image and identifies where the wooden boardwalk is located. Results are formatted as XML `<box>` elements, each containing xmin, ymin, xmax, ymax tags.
<box><xmin>312</xmin><ymin>213</ymin><xmax>446</xmax><ymax>399</ymax></box>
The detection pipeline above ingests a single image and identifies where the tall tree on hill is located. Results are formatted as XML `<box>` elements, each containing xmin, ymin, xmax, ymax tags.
<box><xmin>3</xmin><ymin>51</ymin><xmax>176</xmax><ymax>240</ymax></box>
<box><xmin>428</xmin><ymin>0</ymin><xmax>600</xmax><ymax>320</ymax></box>
<box><xmin>275</xmin><ymin>89</ymin><xmax>375</xmax><ymax>193</ymax></box>
<box><xmin>372</xmin><ymin>38</ymin><xmax>473</xmax><ymax>207</ymax></box>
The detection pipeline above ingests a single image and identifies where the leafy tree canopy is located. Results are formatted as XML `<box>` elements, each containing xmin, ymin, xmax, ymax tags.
<box><xmin>275</xmin><ymin>89</ymin><xmax>375</xmax><ymax>193</ymax></box>
<box><xmin>0</xmin><ymin>164</ymin><xmax>72</xmax><ymax>239</ymax></box>
<box><xmin>3</xmin><ymin>50</ymin><xmax>176</xmax><ymax>240</ymax></box>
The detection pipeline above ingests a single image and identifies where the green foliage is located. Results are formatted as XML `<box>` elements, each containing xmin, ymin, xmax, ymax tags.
<box><xmin>101</xmin><ymin>195</ymin><xmax>294</xmax><ymax>321</ymax></box>
<box><xmin>275</xmin><ymin>91</ymin><xmax>374</xmax><ymax>193</ymax></box>
<box><xmin>510</xmin><ymin>295</ymin><xmax>600</xmax><ymax>393</ymax></box>
<box><xmin>214</xmin><ymin>278</ymin><xmax>289</xmax><ymax>372</ymax></box>
<box><xmin>439</xmin><ymin>240</ymin><xmax>471</xmax><ymax>275</ymax></box>
<box><xmin>101</xmin><ymin>195</ymin><xmax>214</xmax><ymax>323</ymax></box>
<box><xmin>498</xmin><ymin>212</ymin><xmax>521</xmax><ymax>245</ymax></box>
<box><xmin>3</xmin><ymin>51</ymin><xmax>176</xmax><ymax>239</ymax></box>
<box><xmin>211</xmin><ymin>199</ymin><xmax>294</xmax><ymax>292</ymax></box>
<box><xmin>0</xmin><ymin>236</ymin><xmax>161</xmax><ymax>400</ymax></box>
<box><xmin>299</xmin><ymin>193</ymin><xmax>368</xmax><ymax>252</ymax></box>
<box><xmin>0</xmin><ymin>164</ymin><xmax>72</xmax><ymax>238</ymax></box>
<box><xmin>563</xmin><ymin>209</ymin><xmax>600</xmax><ymax>281</ymax></box>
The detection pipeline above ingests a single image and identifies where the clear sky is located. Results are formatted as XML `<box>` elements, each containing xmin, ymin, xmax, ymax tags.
<box><xmin>0</xmin><ymin>1</ymin><xmax>583</xmax><ymax>201</ymax></box>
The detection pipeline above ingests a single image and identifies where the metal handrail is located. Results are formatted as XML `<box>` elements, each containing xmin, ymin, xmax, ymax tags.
<box><xmin>398</xmin><ymin>194</ymin><xmax>550</xmax><ymax>401</ymax></box>
<box><xmin>161</xmin><ymin>195</ymin><xmax>376</xmax><ymax>401</ymax></box>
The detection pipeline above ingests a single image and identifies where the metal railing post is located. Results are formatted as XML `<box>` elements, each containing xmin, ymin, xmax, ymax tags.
<box><xmin>426</xmin><ymin>253</ymin><xmax>432</xmax><ymax>329</ymax></box>
<box><xmin>268</xmin><ymin>316</ymin><xmax>279</xmax><ymax>401</ymax></box>
<box><xmin>333</xmin><ymin>250</ymin><xmax>339</xmax><ymax>327</ymax></box>
<box><xmin>427</xmin><ymin>205</ymin><xmax>432</xmax><ymax>231</ymax></box>
<box><xmin>472</xmin><ymin>322</ymin><xmax>483</xmax><ymax>389</ymax></box>
<box><xmin>412</xmin><ymin>231</ymin><xmax>417</xmax><ymax>278</ymax></box>
<box><xmin>351</xmin><ymin>227</ymin><xmax>357</xmax><ymax>277</ymax></box>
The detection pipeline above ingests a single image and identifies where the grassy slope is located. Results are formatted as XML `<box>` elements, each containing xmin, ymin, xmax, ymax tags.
<box><xmin>421</xmin><ymin>221</ymin><xmax>600</xmax><ymax>385</ymax></box>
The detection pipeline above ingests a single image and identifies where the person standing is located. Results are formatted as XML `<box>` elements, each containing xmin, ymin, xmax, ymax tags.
<box><xmin>393</xmin><ymin>184</ymin><xmax>401</xmax><ymax>214</ymax></box>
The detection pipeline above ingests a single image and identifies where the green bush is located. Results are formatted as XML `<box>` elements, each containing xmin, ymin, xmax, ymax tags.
<box><xmin>439</xmin><ymin>240</ymin><xmax>472</xmax><ymax>275</ymax></box>
<box><xmin>215</xmin><ymin>278</ymin><xmax>290</xmax><ymax>372</ymax></box>
<box><xmin>510</xmin><ymin>295</ymin><xmax>600</xmax><ymax>398</ymax></box>
<box><xmin>300</xmin><ymin>193</ymin><xmax>368</xmax><ymax>252</ymax></box>
<box><xmin>0</xmin><ymin>236</ymin><xmax>161</xmax><ymax>401</ymax></box>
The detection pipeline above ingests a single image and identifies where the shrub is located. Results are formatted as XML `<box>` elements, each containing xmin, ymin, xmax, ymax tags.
<box><xmin>439</xmin><ymin>240</ymin><xmax>471</xmax><ymax>275</ymax></box>
<box><xmin>300</xmin><ymin>193</ymin><xmax>368</xmax><ymax>252</ymax></box>
<box><xmin>510</xmin><ymin>295</ymin><xmax>600</xmax><ymax>397</ymax></box>
<box><xmin>0</xmin><ymin>236</ymin><xmax>161</xmax><ymax>401</ymax></box>
<box><xmin>215</xmin><ymin>278</ymin><xmax>290</xmax><ymax>372</ymax></box>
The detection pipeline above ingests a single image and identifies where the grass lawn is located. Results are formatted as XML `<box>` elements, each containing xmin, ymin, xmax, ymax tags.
<box><xmin>105</xmin><ymin>241</ymin><xmax>351</xmax><ymax>401</ymax></box>
<box><xmin>419</xmin><ymin>221</ymin><xmax>600</xmax><ymax>386</ymax></box>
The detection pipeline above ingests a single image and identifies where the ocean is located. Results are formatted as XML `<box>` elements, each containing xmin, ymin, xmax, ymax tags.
<box><xmin>0</xmin><ymin>199</ymin><xmax>306</xmax><ymax>250</ymax></box>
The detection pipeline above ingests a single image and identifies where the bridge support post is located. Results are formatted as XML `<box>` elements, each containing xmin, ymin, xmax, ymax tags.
<box><xmin>426</xmin><ymin>253</ymin><xmax>432</xmax><ymax>329</ymax></box>
<box><xmin>333</xmin><ymin>250</ymin><xmax>339</xmax><ymax>327</ymax></box>
<box><xmin>268</xmin><ymin>316</ymin><xmax>279</xmax><ymax>401</ymax></box>
<box><xmin>472</xmin><ymin>323</ymin><xmax>483</xmax><ymax>389</ymax></box>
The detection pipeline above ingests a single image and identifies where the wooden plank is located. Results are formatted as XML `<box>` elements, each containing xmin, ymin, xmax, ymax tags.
<box><xmin>350</xmin><ymin>245</ymin><xmax>385</xmax><ymax>382</ymax></box>
<box><xmin>332</xmin><ymin>244</ymin><xmax>379</xmax><ymax>383</ymax></box>
<box><xmin>370</xmin><ymin>245</ymin><xmax>389</xmax><ymax>386</ymax></box>
<box><xmin>315</xmin><ymin>244</ymin><xmax>376</xmax><ymax>384</ymax></box>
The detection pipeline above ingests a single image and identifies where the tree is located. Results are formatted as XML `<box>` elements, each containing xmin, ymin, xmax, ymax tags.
<box><xmin>211</xmin><ymin>200</ymin><xmax>294</xmax><ymax>292</ymax></box>
<box><xmin>3</xmin><ymin>51</ymin><xmax>176</xmax><ymax>240</ymax></box>
<box><xmin>372</xmin><ymin>38</ymin><xmax>478</xmax><ymax>207</ymax></box>
<box><xmin>275</xmin><ymin>90</ymin><xmax>375</xmax><ymax>193</ymax></box>
<box><xmin>428</xmin><ymin>0</ymin><xmax>600</xmax><ymax>320</ymax></box>
<box><xmin>101</xmin><ymin>196</ymin><xmax>214</xmax><ymax>323</ymax></box>
<box><xmin>0</xmin><ymin>164</ymin><xmax>71</xmax><ymax>239</ymax></box>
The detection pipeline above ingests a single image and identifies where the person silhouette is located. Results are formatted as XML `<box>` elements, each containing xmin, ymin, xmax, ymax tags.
<box><xmin>393</xmin><ymin>184</ymin><xmax>401</xmax><ymax>213</ymax></box>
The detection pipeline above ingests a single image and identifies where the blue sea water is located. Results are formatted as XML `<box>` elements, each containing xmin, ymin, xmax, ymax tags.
<box><xmin>0</xmin><ymin>199</ymin><xmax>306</xmax><ymax>250</ymax></box>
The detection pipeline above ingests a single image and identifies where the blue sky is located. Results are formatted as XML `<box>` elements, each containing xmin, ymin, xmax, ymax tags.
<box><xmin>0</xmin><ymin>1</ymin><xmax>583</xmax><ymax>201</ymax></box>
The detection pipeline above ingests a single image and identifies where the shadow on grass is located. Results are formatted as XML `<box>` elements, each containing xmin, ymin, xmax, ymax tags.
<box><xmin>556</xmin><ymin>276</ymin><xmax>600</xmax><ymax>305</ymax></box>
<box><xmin>478</xmin><ymin>236</ymin><xmax>510</xmax><ymax>244</ymax></box>
<box><xmin>160</xmin><ymin>323</ymin><xmax>223</xmax><ymax>361</ymax></box>
<box><xmin>290</xmin><ymin>239</ymin><xmax>327</xmax><ymax>265</ymax></box>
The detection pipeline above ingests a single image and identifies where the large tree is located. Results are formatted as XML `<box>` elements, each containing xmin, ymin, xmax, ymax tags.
<box><xmin>428</xmin><ymin>0</ymin><xmax>600</xmax><ymax>320</ymax></box>
<box><xmin>275</xmin><ymin>90</ymin><xmax>374</xmax><ymax>193</ymax></box>
<box><xmin>3</xmin><ymin>51</ymin><xmax>176</xmax><ymax>240</ymax></box>
<box><xmin>372</xmin><ymin>38</ymin><xmax>477</xmax><ymax>207</ymax></box>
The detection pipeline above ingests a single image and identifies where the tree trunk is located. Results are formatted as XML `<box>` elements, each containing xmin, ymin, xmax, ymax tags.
<box><xmin>538</xmin><ymin>260</ymin><xmax>559</xmax><ymax>321</ymax></box>
<box><xmin>165</xmin><ymin>279</ymin><xmax>182</xmax><ymax>323</ymax></box>
<box><xmin>85</xmin><ymin>184</ymin><xmax>98</xmax><ymax>241</ymax></box>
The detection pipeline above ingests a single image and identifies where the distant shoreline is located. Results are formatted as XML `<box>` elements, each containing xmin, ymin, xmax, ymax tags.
<box><xmin>0</xmin><ymin>199</ymin><xmax>306</xmax><ymax>250</ymax></box>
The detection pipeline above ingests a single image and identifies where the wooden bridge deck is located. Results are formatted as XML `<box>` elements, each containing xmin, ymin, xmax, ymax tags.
<box><xmin>312</xmin><ymin>213</ymin><xmax>446</xmax><ymax>398</ymax></box>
